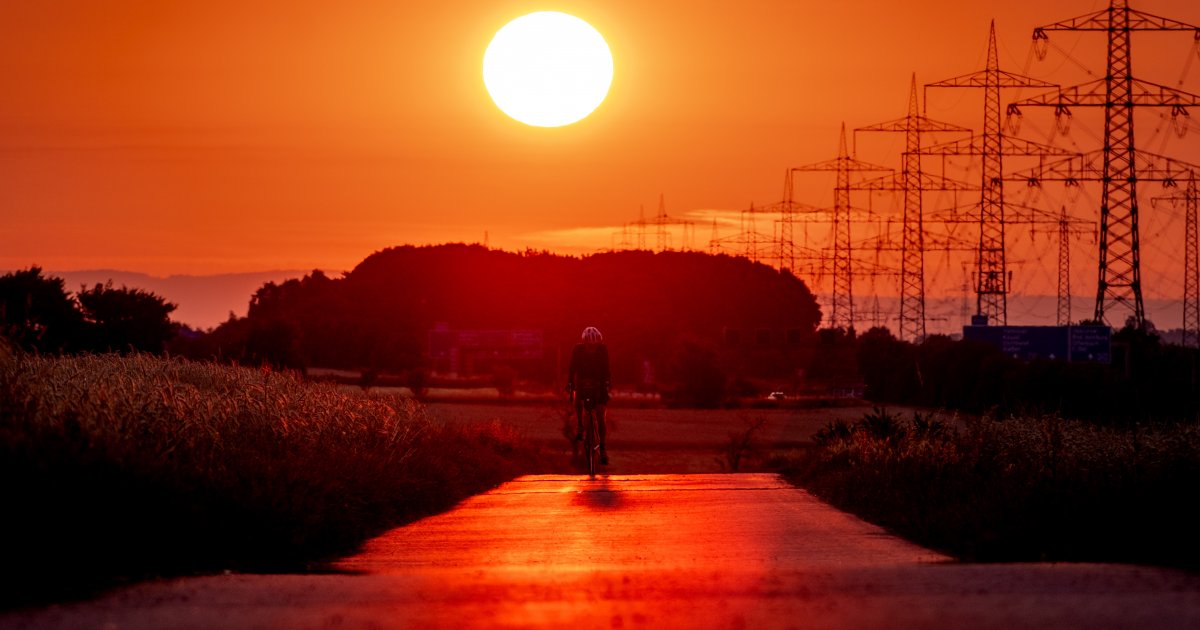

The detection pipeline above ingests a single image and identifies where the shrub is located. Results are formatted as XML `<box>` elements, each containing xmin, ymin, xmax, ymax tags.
<box><xmin>856</xmin><ymin>407</ymin><xmax>906</xmax><ymax>441</ymax></box>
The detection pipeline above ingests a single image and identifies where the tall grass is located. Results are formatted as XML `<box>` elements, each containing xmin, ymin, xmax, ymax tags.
<box><xmin>778</xmin><ymin>409</ymin><xmax>1200</xmax><ymax>567</ymax></box>
<box><xmin>0</xmin><ymin>347</ymin><xmax>545</xmax><ymax>604</ymax></box>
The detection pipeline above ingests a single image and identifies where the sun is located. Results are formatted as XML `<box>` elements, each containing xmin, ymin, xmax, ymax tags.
<box><xmin>483</xmin><ymin>12</ymin><xmax>613</xmax><ymax>128</ymax></box>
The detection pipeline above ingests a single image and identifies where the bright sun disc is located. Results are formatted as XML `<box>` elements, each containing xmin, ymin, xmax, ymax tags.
<box><xmin>483</xmin><ymin>12</ymin><xmax>613</xmax><ymax>127</ymax></box>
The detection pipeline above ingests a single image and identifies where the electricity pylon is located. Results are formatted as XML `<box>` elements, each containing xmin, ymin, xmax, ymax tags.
<box><xmin>1009</xmin><ymin>0</ymin><xmax>1200</xmax><ymax>328</ymax></box>
<box><xmin>856</xmin><ymin>74</ymin><xmax>973</xmax><ymax>341</ymax></box>
<box><xmin>925</xmin><ymin>21</ymin><xmax>1063</xmax><ymax>326</ymax></box>
<box><xmin>1152</xmin><ymin>172</ymin><xmax>1199</xmax><ymax>348</ymax></box>
<box><xmin>791</xmin><ymin>123</ymin><xmax>892</xmax><ymax>330</ymax></box>
<box><xmin>622</xmin><ymin>195</ymin><xmax>696</xmax><ymax>252</ymax></box>
<box><xmin>1058</xmin><ymin>206</ymin><xmax>1073</xmax><ymax>326</ymax></box>
<box><xmin>777</xmin><ymin>171</ymin><xmax>799</xmax><ymax>273</ymax></box>
<box><xmin>1185</xmin><ymin>175</ymin><xmax>1200</xmax><ymax>348</ymax></box>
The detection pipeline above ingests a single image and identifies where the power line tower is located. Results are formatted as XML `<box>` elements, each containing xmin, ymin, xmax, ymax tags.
<box><xmin>622</xmin><ymin>205</ymin><xmax>649</xmax><ymax>250</ymax></box>
<box><xmin>791</xmin><ymin>123</ymin><xmax>892</xmax><ymax>330</ymax></box>
<box><xmin>925</xmin><ymin>21</ymin><xmax>1061</xmax><ymax>326</ymax></box>
<box><xmin>1153</xmin><ymin>172</ymin><xmax>1200</xmax><ymax>347</ymax></box>
<box><xmin>1010</xmin><ymin>0</ymin><xmax>1200</xmax><ymax>328</ymax></box>
<box><xmin>710</xmin><ymin>202</ymin><xmax>776</xmax><ymax>263</ymax></box>
<box><xmin>777</xmin><ymin>170</ymin><xmax>798</xmax><ymax>274</ymax></box>
<box><xmin>1057</xmin><ymin>206</ymin><xmax>1073</xmax><ymax>326</ymax></box>
<box><xmin>857</xmin><ymin>74</ymin><xmax>972</xmax><ymax>341</ymax></box>
<box><xmin>637</xmin><ymin>205</ymin><xmax>647</xmax><ymax>250</ymax></box>
<box><xmin>652</xmin><ymin>195</ymin><xmax>672</xmax><ymax>251</ymax></box>
<box><xmin>1186</xmin><ymin>174</ymin><xmax>1200</xmax><ymax>348</ymax></box>
<box><xmin>708</xmin><ymin>218</ymin><xmax>721</xmax><ymax>255</ymax></box>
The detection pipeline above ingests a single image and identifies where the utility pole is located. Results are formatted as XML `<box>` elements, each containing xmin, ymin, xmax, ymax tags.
<box><xmin>1010</xmin><ymin>0</ymin><xmax>1200</xmax><ymax>328</ymax></box>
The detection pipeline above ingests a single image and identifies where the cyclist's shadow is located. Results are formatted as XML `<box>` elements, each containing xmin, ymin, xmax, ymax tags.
<box><xmin>572</xmin><ymin>476</ymin><xmax>625</xmax><ymax>511</ymax></box>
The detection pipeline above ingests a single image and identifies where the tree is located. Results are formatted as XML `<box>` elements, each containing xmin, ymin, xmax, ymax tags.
<box><xmin>857</xmin><ymin>326</ymin><xmax>919</xmax><ymax>403</ymax></box>
<box><xmin>244</xmin><ymin>318</ymin><xmax>305</xmax><ymax>370</ymax></box>
<box><xmin>668</xmin><ymin>341</ymin><xmax>726</xmax><ymax>408</ymax></box>
<box><xmin>76</xmin><ymin>282</ymin><xmax>178</xmax><ymax>354</ymax></box>
<box><xmin>0</xmin><ymin>267</ymin><xmax>82</xmax><ymax>353</ymax></box>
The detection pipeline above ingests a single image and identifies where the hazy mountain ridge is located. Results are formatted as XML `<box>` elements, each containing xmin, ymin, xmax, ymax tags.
<box><xmin>48</xmin><ymin>269</ymin><xmax>316</xmax><ymax>330</ymax></box>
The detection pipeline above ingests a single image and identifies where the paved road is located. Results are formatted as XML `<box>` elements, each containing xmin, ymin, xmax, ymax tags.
<box><xmin>4</xmin><ymin>474</ymin><xmax>1200</xmax><ymax>629</ymax></box>
<box><xmin>426</xmin><ymin>401</ymin><xmax>880</xmax><ymax>472</ymax></box>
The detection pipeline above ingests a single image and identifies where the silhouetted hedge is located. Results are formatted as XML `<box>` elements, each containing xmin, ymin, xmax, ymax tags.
<box><xmin>856</xmin><ymin>326</ymin><xmax>1200</xmax><ymax>423</ymax></box>
<box><xmin>781</xmin><ymin>410</ymin><xmax>1200</xmax><ymax>567</ymax></box>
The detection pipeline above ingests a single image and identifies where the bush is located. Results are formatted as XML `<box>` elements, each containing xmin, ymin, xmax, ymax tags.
<box><xmin>856</xmin><ymin>407</ymin><xmax>906</xmax><ymax>441</ymax></box>
<box><xmin>667</xmin><ymin>341</ymin><xmax>726</xmax><ymax>408</ymax></box>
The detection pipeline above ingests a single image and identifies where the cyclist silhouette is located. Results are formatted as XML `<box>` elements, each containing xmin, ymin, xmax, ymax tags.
<box><xmin>566</xmin><ymin>326</ymin><xmax>611</xmax><ymax>465</ymax></box>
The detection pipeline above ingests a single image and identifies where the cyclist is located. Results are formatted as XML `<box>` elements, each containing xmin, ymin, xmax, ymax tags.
<box><xmin>566</xmin><ymin>326</ymin><xmax>611</xmax><ymax>465</ymax></box>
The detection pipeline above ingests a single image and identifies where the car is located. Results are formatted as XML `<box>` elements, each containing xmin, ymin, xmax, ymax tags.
<box><xmin>767</xmin><ymin>391</ymin><xmax>787</xmax><ymax>400</ymax></box>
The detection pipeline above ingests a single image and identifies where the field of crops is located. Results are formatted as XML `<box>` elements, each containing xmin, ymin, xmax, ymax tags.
<box><xmin>779</xmin><ymin>409</ymin><xmax>1200</xmax><ymax>568</ymax></box>
<box><xmin>0</xmin><ymin>347</ymin><xmax>546</xmax><ymax>605</ymax></box>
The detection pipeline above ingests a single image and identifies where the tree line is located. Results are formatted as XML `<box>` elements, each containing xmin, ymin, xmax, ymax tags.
<box><xmin>2</xmin><ymin>248</ymin><xmax>826</xmax><ymax>407</ymax></box>
<box><xmin>169</xmin><ymin>244</ymin><xmax>824</xmax><ymax>398</ymax></box>
<box><xmin>0</xmin><ymin>267</ymin><xmax>177</xmax><ymax>354</ymax></box>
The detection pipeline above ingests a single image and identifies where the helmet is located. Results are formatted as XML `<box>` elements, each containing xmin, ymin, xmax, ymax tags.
<box><xmin>581</xmin><ymin>326</ymin><xmax>603</xmax><ymax>344</ymax></box>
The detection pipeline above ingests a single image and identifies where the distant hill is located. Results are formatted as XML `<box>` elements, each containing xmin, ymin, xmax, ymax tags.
<box><xmin>233</xmin><ymin>244</ymin><xmax>823</xmax><ymax>382</ymax></box>
<box><xmin>50</xmin><ymin>270</ymin><xmax>312</xmax><ymax>330</ymax></box>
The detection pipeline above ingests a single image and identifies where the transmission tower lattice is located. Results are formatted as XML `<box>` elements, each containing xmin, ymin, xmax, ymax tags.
<box><xmin>1186</xmin><ymin>175</ymin><xmax>1200</xmax><ymax>348</ymax></box>
<box><xmin>791</xmin><ymin>123</ymin><xmax>892</xmax><ymax>330</ymax></box>
<box><xmin>857</xmin><ymin>74</ymin><xmax>972</xmax><ymax>342</ymax></box>
<box><xmin>1010</xmin><ymin>0</ymin><xmax>1200</xmax><ymax>328</ymax></box>
<box><xmin>1057</xmin><ymin>206</ymin><xmax>1073</xmax><ymax>326</ymax></box>
<box><xmin>925</xmin><ymin>21</ymin><xmax>1061</xmax><ymax>326</ymax></box>
<box><xmin>1153</xmin><ymin>173</ymin><xmax>1200</xmax><ymax>347</ymax></box>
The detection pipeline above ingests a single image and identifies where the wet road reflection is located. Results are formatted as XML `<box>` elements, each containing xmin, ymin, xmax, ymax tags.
<box><xmin>328</xmin><ymin>474</ymin><xmax>950</xmax><ymax>627</ymax></box>
<box><xmin>8</xmin><ymin>475</ymin><xmax>1200</xmax><ymax>629</ymax></box>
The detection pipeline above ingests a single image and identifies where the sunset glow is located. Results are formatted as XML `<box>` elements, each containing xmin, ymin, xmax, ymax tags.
<box><xmin>2</xmin><ymin>1</ymin><xmax>1199</xmax><ymax>331</ymax></box>
<box><xmin>483</xmin><ymin>12</ymin><xmax>613</xmax><ymax>127</ymax></box>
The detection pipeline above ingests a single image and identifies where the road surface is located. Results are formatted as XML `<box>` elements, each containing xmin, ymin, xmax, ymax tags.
<box><xmin>3</xmin><ymin>474</ymin><xmax>1199</xmax><ymax>629</ymax></box>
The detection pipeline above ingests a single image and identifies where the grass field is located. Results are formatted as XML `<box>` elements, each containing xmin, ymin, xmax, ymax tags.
<box><xmin>422</xmin><ymin>399</ymin><xmax>878</xmax><ymax>472</ymax></box>
<box><xmin>0</xmin><ymin>348</ymin><xmax>547</xmax><ymax>606</ymax></box>
<box><xmin>776</xmin><ymin>409</ymin><xmax>1200</xmax><ymax>568</ymax></box>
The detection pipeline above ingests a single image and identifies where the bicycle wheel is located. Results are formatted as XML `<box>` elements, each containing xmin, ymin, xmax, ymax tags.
<box><xmin>585</xmin><ymin>405</ymin><xmax>597</xmax><ymax>478</ymax></box>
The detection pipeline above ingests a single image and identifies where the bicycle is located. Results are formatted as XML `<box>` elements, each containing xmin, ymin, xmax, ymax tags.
<box><xmin>572</xmin><ymin>385</ymin><xmax>604</xmax><ymax>479</ymax></box>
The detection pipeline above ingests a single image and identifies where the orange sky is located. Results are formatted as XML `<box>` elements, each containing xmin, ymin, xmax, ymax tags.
<box><xmin>2</xmin><ymin>1</ymin><xmax>1199</xmax><ymax>314</ymax></box>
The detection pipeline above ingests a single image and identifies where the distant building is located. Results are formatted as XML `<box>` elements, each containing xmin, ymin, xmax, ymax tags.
<box><xmin>428</xmin><ymin>323</ymin><xmax>543</xmax><ymax>375</ymax></box>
